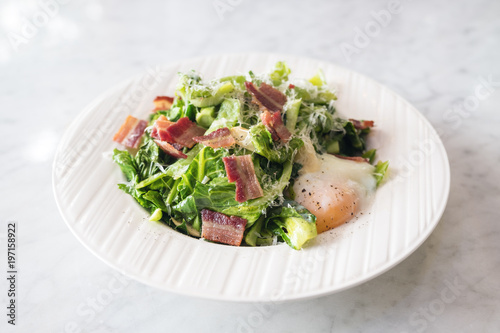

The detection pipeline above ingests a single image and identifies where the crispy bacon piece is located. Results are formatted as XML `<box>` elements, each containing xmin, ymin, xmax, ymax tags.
<box><xmin>151</xmin><ymin>128</ymin><xmax>158</xmax><ymax>139</ymax></box>
<box><xmin>245</xmin><ymin>82</ymin><xmax>287</xmax><ymax>112</ymax></box>
<box><xmin>153</xmin><ymin>96</ymin><xmax>174</xmax><ymax>112</ymax></box>
<box><xmin>171</xmin><ymin>142</ymin><xmax>184</xmax><ymax>151</ymax></box>
<box><xmin>151</xmin><ymin>116</ymin><xmax>206</xmax><ymax>148</ymax></box>
<box><xmin>201</xmin><ymin>209</ymin><xmax>247</xmax><ymax>246</ymax></box>
<box><xmin>349</xmin><ymin>119</ymin><xmax>375</xmax><ymax>130</ymax></box>
<box><xmin>151</xmin><ymin>115</ymin><xmax>175</xmax><ymax>141</ymax></box>
<box><xmin>154</xmin><ymin>140</ymin><xmax>187</xmax><ymax>159</ymax></box>
<box><xmin>333</xmin><ymin>155</ymin><xmax>369</xmax><ymax>163</ymax></box>
<box><xmin>260</xmin><ymin>110</ymin><xmax>291</xmax><ymax>142</ymax></box>
<box><xmin>260</xmin><ymin>111</ymin><xmax>278</xmax><ymax>141</ymax></box>
<box><xmin>163</xmin><ymin>117</ymin><xmax>206</xmax><ymax>148</ymax></box>
<box><xmin>113</xmin><ymin>115</ymin><xmax>148</xmax><ymax>148</ymax></box>
<box><xmin>192</xmin><ymin>127</ymin><xmax>236</xmax><ymax>148</ymax></box>
<box><xmin>223</xmin><ymin>155</ymin><xmax>263</xmax><ymax>203</ymax></box>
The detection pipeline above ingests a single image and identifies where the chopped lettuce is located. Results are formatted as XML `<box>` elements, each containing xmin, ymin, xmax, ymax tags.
<box><xmin>206</xmin><ymin>98</ymin><xmax>240</xmax><ymax>133</ymax></box>
<box><xmin>308</xmin><ymin>69</ymin><xmax>327</xmax><ymax>87</ymax></box>
<box><xmin>165</xmin><ymin>144</ymin><xmax>202</xmax><ymax>179</ymax></box>
<box><xmin>362</xmin><ymin>149</ymin><xmax>377</xmax><ymax>164</ymax></box>
<box><xmin>292</xmin><ymin>85</ymin><xmax>337</xmax><ymax>104</ymax></box>
<box><xmin>113</xmin><ymin>149</ymin><xmax>137</xmax><ymax>182</ymax></box>
<box><xmin>190</xmin><ymin>82</ymin><xmax>234</xmax><ymax>108</ymax></box>
<box><xmin>374</xmin><ymin>160</ymin><xmax>389</xmax><ymax>186</ymax></box>
<box><xmin>269</xmin><ymin>61</ymin><xmax>291</xmax><ymax>86</ymax></box>
<box><xmin>284</xmin><ymin>98</ymin><xmax>301</xmax><ymax>132</ymax></box>
<box><xmin>249</xmin><ymin>124</ymin><xmax>303</xmax><ymax>163</ymax></box>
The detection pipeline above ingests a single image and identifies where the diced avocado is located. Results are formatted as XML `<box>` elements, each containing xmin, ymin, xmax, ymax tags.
<box><xmin>326</xmin><ymin>140</ymin><xmax>340</xmax><ymax>154</ymax></box>
<box><xmin>196</xmin><ymin>106</ymin><xmax>216</xmax><ymax>128</ymax></box>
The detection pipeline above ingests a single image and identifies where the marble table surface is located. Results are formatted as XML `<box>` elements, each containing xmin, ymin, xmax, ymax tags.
<box><xmin>1</xmin><ymin>0</ymin><xmax>499</xmax><ymax>332</ymax></box>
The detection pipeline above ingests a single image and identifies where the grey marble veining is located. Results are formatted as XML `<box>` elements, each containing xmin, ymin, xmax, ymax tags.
<box><xmin>1</xmin><ymin>0</ymin><xmax>499</xmax><ymax>332</ymax></box>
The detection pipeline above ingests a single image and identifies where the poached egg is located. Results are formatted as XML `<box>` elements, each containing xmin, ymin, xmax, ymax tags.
<box><xmin>293</xmin><ymin>153</ymin><xmax>376</xmax><ymax>233</ymax></box>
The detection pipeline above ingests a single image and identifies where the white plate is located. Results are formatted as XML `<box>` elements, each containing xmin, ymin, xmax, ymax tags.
<box><xmin>53</xmin><ymin>54</ymin><xmax>450</xmax><ymax>302</ymax></box>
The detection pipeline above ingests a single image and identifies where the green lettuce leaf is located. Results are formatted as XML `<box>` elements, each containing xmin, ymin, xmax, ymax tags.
<box><xmin>285</xmin><ymin>98</ymin><xmax>302</xmax><ymax>132</ymax></box>
<box><xmin>293</xmin><ymin>86</ymin><xmax>337</xmax><ymax>104</ymax></box>
<box><xmin>250</xmin><ymin>124</ymin><xmax>304</xmax><ymax>163</ymax></box>
<box><xmin>206</xmin><ymin>98</ymin><xmax>241</xmax><ymax>134</ymax></box>
<box><xmin>113</xmin><ymin>149</ymin><xmax>137</xmax><ymax>182</ymax></box>
<box><xmin>308</xmin><ymin>69</ymin><xmax>327</xmax><ymax>87</ymax></box>
<box><xmin>176</xmin><ymin>72</ymin><xmax>235</xmax><ymax>108</ymax></box>
<box><xmin>269</xmin><ymin>61</ymin><xmax>291</xmax><ymax>86</ymax></box>
<box><xmin>176</xmin><ymin>146</ymin><xmax>229</xmax><ymax>201</ymax></box>
<box><xmin>374</xmin><ymin>160</ymin><xmax>389</xmax><ymax>186</ymax></box>
<box><xmin>134</xmin><ymin>136</ymin><xmax>165</xmax><ymax>180</ymax></box>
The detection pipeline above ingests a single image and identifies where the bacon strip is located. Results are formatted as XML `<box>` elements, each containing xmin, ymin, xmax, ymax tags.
<box><xmin>223</xmin><ymin>155</ymin><xmax>263</xmax><ymax>203</ymax></box>
<box><xmin>260</xmin><ymin>110</ymin><xmax>291</xmax><ymax>142</ymax></box>
<box><xmin>151</xmin><ymin>115</ymin><xmax>175</xmax><ymax>141</ymax></box>
<box><xmin>201</xmin><ymin>209</ymin><xmax>247</xmax><ymax>246</ymax></box>
<box><xmin>260</xmin><ymin>111</ymin><xmax>278</xmax><ymax>141</ymax></box>
<box><xmin>245</xmin><ymin>82</ymin><xmax>287</xmax><ymax>112</ymax></box>
<box><xmin>192</xmin><ymin>127</ymin><xmax>235</xmax><ymax>148</ymax></box>
<box><xmin>153</xmin><ymin>96</ymin><xmax>174</xmax><ymax>112</ymax></box>
<box><xmin>333</xmin><ymin>155</ymin><xmax>369</xmax><ymax>163</ymax></box>
<box><xmin>113</xmin><ymin>115</ymin><xmax>148</xmax><ymax>148</ymax></box>
<box><xmin>154</xmin><ymin>140</ymin><xmax>187</xmax><ymax>159</ymax></box>
<box><xmin>164</xmin><ymin>117</ymin><xmax>206</xmax><ymax>148</ymax></box>
<box><xmin>349</xmin><ymin>119</ymin><xmax>375</xmax><ymax>130</ymax></box>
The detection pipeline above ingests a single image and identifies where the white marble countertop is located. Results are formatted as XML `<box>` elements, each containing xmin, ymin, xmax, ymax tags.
<box><xmin>1</xmin><ymin>0</ymin><xmax>499</xmax><ymax>332</ymax></box>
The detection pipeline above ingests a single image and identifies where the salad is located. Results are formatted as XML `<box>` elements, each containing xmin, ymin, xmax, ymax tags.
<box><xmin>112</xmin><ymin>62</ymin><xmax>388</xmax><ymax>250</ymax></box>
